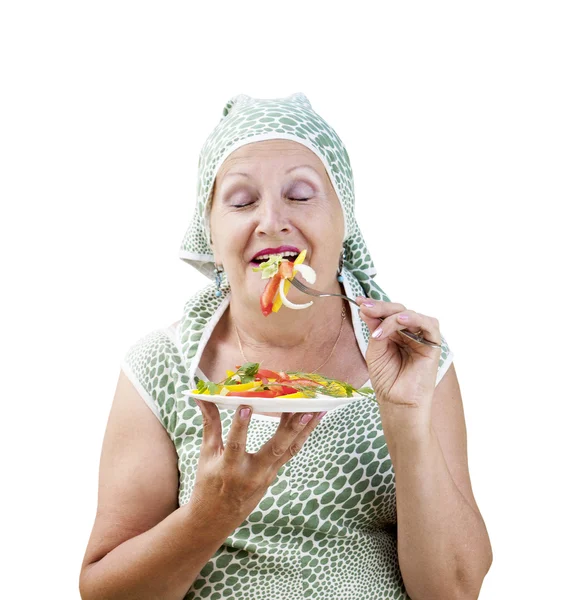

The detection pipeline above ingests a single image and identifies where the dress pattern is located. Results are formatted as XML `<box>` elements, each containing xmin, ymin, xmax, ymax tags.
<box><xmin>121</xmin><ymin>268</ymin><xmax>454</xmax><ymax>599</ymax></box>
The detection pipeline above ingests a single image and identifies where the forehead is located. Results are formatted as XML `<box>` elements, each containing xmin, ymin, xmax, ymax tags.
<box><xmin>216</xmin><ymin>139</ymin><xmax>326</xmax><ymax>180</ymax></box>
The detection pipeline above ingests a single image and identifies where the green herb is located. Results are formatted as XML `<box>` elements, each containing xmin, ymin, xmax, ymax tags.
<box><xmin>207</xmin><ymin>381</ymin><xmax>221</xmax><ymax>394</ymax></box>
<box><xmin>252</xmin><ymin>255</ymin><xmax>284</xmax><ymax>279</ymax></box>
<box><xmin>357</xmin><ymin>387</ymin><xmax>375</xmax><ymax>397</ymax></box>
<box><xmin>290</xmin><ymin>385</ymin><xmax>318</xmax><ymax>398</ymax></box>
<box><xmin>239</xmin><ymin>362</ymin><xmax>260</xmax><ymax>377</ymax></box>
<box><xmin>196</xmin><ymin>379</ymin><xmax>208</xmax><ymax>393</ymax></box>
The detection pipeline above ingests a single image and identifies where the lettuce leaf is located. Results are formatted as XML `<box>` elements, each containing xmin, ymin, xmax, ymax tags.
<box><xmin>252</xmin><ymin>255</ymin><xmax>284</xmax><ymax>279</ymax></box>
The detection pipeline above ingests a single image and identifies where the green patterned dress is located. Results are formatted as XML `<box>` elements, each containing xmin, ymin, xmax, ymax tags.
<box><xmin>122</xmin><ymin>267</ymin><xmax>454</xmax><ymax>600</ymax></box>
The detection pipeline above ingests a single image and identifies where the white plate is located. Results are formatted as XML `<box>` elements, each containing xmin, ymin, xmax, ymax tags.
<box><xmin>183</xmin><ymin>391</ymin><xmax>366</xmax><ymax>413</ymax></box>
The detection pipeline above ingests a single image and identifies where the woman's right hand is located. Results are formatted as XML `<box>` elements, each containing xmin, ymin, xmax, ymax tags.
<box><xmin>189</xmin><ymin>400</ymin><xmax>326</xmax><ymax>522</ymax></box>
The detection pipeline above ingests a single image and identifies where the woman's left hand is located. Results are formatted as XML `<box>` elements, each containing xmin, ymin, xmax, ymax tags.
<box><xmin>355</xmin><ymin>297</ymin><xmax>442</xmax><ymax>414</ymax></box>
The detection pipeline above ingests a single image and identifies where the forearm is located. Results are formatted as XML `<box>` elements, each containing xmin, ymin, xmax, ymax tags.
<box><xmin>381</xmin><ymin>411</ymin><xmax>491</xmax><ymax>600</ymax></box>
<box><xmin>79</xmin><ymin>497</ymin><xmax>237</xmax><ymax>600</ymax></box>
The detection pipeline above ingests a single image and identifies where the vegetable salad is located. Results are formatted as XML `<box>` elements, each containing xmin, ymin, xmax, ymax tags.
<box><xmin>193</xmin><ymin>362</ymin><xmax>374</xmax><ymax>400</ymax></box>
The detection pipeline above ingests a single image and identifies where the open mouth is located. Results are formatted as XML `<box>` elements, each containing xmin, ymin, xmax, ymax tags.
<box><xmin>250</xmin><ymin>251</ymin><xmax>300</xmax><ymax>267</ymax></box>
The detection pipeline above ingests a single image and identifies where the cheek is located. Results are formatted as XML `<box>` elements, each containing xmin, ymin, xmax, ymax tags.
<box><xmin>218</xmin><ymin>221</ymin><xmax>251</xmax><ymax>256</ymax></box>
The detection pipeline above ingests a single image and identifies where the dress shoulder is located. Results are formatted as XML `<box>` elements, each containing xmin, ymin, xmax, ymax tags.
<box><xmin>120</xmin><ymin>326</ymin><xmax>189</xmax><ymax>430</ymax></box>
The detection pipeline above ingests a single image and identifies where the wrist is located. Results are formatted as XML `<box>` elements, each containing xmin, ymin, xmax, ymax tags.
<box><xmin>185</xmin><ymin>491</ymin><xmax>240</xmax><ymax>536</ymax></box>
<box><xmin>378</xmin><ymin>401</ymin><xmax>432</xmax><ymax>444</ymax></box>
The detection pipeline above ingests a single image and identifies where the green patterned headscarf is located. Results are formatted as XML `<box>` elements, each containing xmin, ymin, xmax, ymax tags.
<box><xmin>178</xmin><ymin>92</ymin><xmax>387</xmax><ymax>301</ymax></box>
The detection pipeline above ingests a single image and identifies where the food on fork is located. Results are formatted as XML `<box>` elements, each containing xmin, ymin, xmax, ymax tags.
<box><xmin>252</xmin><ymin>249</ymin><xmax>317</xmax><ymax>316</ymax></box>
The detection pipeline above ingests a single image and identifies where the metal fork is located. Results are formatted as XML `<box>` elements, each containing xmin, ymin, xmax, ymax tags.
<box><xmin>289</xmin><ymin>277</ymin><xmax>441</xmax><ymax>348</ymax></box>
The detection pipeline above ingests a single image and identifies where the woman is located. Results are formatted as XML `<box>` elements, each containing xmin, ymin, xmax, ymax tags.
<box><xmin>79</xmin><ymin>93</ymin><xmax>492</xmax><ymax>600</ymax></box>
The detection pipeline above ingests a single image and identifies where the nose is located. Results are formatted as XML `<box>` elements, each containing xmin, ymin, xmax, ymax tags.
<box><xmin>255</xmin><ymin>196</ymin><xmax>293</xmax><ymax>237</ymax></box>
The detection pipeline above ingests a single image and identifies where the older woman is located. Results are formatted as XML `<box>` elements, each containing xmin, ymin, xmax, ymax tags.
<box><xmin>79</xmin><ymin>93</ymin><xmax>492</xmax><ymax>600</ymax></box>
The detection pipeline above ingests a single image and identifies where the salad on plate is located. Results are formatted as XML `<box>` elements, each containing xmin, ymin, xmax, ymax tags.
<box><xmin>186</xmin><ymin>363</ymin><xmax>375</xmax><ymax>413</ymax></box>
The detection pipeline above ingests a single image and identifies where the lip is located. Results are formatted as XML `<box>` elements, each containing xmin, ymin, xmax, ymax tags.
<box><xmin>250</xmin><ymin>245</ymin><xmax>301</xmax><ymax>262</ymax></box>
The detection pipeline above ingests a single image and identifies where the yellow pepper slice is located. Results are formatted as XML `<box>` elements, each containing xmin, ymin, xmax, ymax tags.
<box><xmin>275</xmin><ymin>392</ymin><xmax>308</xmax><ymax>398</ymax></box>
<box><xmin>272</xmin><ymin>249</ymin><xmax>307</xmax><ymax>313</ymax></box>
<box><xmin>226</xmin><ymin>370</ymin><xmax>236</xmax><ymax>377</ymax></box>
<box><xmin>223</xmin><ymin>382</ymin><xmax>261</xmax><ymax>392</ymax></box>
<box><xmin>325</xmin><ymin>382</ymin><xmax>348</xmax><ymax>397</ymax></box>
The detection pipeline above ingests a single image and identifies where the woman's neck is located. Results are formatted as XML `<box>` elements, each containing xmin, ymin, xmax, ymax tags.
<box><xmin>226</xmin><ymin>284</ymin><xmax>346</xmax><ymax>372</ymax></box>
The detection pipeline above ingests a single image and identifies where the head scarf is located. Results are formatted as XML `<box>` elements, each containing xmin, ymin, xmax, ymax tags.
<box><xmin>179</xmin><ymin>92</ymin><xmax>387</xmax><ymax>301</ymax></box>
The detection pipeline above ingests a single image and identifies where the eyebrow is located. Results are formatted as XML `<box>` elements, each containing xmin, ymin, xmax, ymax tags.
<box><xmin>223</xmin><ymin>164</ymin><xmax>321</xmax><ymax>179</ymax></box>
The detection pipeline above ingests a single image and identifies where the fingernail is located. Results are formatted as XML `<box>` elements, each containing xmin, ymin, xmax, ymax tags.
<box><xmin>363</xmin><ymin>302</ymin><xmax>375</xmax><ymax>307</ymax></box>
<box><xmin>318</xmin><ymin>411</ymin><xmax>328</xmax><ymax>419</ymax></box>
<box><xmin>398</xmin><ymin>314</ymin><xmax>409</xmax><ymax>321</ymax></box>
<box><xmin>371</xmin><ymin>327</ymin><xmax>383</xmax><ymax>339</ymax></box>
<box><xmin>300</xmin><ymin>413</ymin><xmax>313</xmax><ymax>424</ymax></box>
<box><xmin>240</xmin><ymin>407</ymin><xmax>251</xmax><ymax>420</ymax></box>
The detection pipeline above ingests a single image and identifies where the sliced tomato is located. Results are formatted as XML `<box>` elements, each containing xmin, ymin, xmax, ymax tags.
<box><xmin>229</xmin><ymin>390</ymin><xmax>277</xmax><ymax>398</ymax></box>
<box><xmin>260</xmin><ymin>273</ymin><xmax>282</xmax><ymax>316</ymax></box>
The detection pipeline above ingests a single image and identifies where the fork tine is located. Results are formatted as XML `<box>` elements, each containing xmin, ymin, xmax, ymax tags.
<box><xmin>289</xmin><ymin>277</ymin><xmax>360</xmax><ymax>306</ymax></box>
<box><xmin>289</xmin><ymin>278</ymin><xmax>321</xmax><ymax>296</ymax></box>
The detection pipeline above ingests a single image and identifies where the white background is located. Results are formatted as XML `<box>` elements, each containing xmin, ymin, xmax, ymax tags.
<box><xmin>1</xmin><ymin>1</ymin><xmax>578</xmax><ymax>598</ymax></box>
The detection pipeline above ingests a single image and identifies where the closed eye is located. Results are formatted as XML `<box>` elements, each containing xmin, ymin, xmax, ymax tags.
<box><xmin>233</xmin><ymin>198</ymin><xmax>309</xmax><ymax>208</ymax></box>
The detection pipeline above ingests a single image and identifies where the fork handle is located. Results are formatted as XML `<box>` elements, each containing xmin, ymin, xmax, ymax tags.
<box><xmin>326</xmin><ymin>293</ymin><xmax>441</xmax><ymax>347</ymax></box>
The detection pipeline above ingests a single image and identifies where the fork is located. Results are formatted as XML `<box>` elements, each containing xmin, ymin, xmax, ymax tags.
<box><xmin>289</xmin><ymin>277</ymin><xmax>441</xmax><ymax>348</ymax></box>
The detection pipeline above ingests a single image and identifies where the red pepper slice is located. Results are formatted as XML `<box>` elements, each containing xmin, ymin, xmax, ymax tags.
<box><xmin>279</xmin><ymin>260</ymin><xmax>294</xmax><ymax>279</ymax></box>
<box><xmin>256</xmin><ymin>368</ymin><xmax>290</xmax><ymax>381</ymax></box>
<box><xmin>270</xmin><ymin>385</ymin><xmax>299</xmax><ymax>397</ymax></box>
<box><xmin>260</xmin><ymin>273</ymin><xmax>282</xmax><ymax>316</ymax></box>
<box><xmin>228</xmin><ymin>390</ymin><xmax>277</xmax><ymax>398</ymax></box>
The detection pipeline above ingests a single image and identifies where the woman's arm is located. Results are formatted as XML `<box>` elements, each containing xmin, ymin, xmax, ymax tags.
<box><xmin>380</xmin><ymin>364</ymin><xmax>492</xmax><ymax>600</ymax></box>
<box><xmin>79</xmin><ymin>371</ymin><xmax>240</xmax><ymax>600</ymax></box>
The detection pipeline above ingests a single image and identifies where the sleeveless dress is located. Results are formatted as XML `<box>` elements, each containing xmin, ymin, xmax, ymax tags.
<box><xmin>121</xmin><ymin>268</ymin><xmax>454</xmax><ymax>600</ymax></box>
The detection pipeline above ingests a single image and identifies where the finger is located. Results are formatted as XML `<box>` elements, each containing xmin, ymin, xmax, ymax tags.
<box><xmin>255</xmin><ymin>410</ymin><xmax>326</xmax><ymax>469</ymax></box>
<box><xmin>355</xmin><ymin>298</ymin><xmax>406</xmax><ymax>330</ymax></box>
<box><xmin>355</xmin><ymin>297</ymin><xmax>407</xmax><ymax>315</ymax></box>
<box><xmin>195</xmin><ymin>399</ymin><xmax>224</xmax><ymax>455</ymax></box>
<box><xmin>372</xmin><ymin>310</ymin><xmax>442</xmax><ymax>347</ymax></box>
<box><xmin>275</xmin><ymin>411</ymin><xmax>327</xmax><ymax>467</ymax></box>
<box><xmin>223</xmin><ymin>404</ymin><xmax>253</xmax><ymax>462</ymax></box>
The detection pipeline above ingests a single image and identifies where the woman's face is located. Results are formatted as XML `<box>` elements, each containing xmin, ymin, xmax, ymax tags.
<box><xmin>209</xmin><ymin>139</ymin><xmax>345</xmax><ymax>307</ymax></box>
